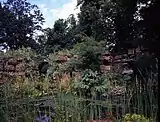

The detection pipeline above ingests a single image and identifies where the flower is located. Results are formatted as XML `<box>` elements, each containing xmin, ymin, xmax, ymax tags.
<box><xmin>35</xmin><ymin>115</ymin><xmax>50</xmax><ymax>122</ymax></box>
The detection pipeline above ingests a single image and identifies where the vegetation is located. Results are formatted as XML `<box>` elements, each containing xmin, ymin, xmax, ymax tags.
<box><xmin>0</xmin><ymin>0</ymin><xmax>159</xmax><ymax>122</ymax></box>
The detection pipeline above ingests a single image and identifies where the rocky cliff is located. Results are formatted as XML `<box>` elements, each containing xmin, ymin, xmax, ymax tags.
<box><xmin>0</xmin><ymin>57</ymin><xmax>26</xmax><ymax>84</ymax></box>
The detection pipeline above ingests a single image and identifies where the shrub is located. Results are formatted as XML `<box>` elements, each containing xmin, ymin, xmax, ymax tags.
<box><xmin>71</xmin><ymin>37</ymin><xmax>105</xmax><ymax>71</ymax></box>
<box><xmin>123</xmin><ymin>113</ymin><xmax>153</xmax><ymax>122</ymax></box>
<box><xmin>73</xmin><ymin>69</ymin><xmax>109</xmax><ymax>99</ymax></box>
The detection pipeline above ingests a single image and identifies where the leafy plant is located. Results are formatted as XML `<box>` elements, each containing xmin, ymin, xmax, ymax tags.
<box><xmin>71</xmin><ymin>37</ymin><xmax>105</xmax><ymax>71</ymax></box>
<box><xmin>123</xmin><ymin>113</ymin><xmax>153</xmax><ymax>122</ymax></box>
<box><xmin>73</xmin><ymin>69</ymin><xmax>109</xmax><ymax>99</ymax></box>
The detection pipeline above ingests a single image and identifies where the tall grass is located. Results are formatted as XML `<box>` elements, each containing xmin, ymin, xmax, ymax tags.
<box><xmin>0</xmin><ymin>69</ymin><xmax>158</xmax><ymax>122</ymax></box>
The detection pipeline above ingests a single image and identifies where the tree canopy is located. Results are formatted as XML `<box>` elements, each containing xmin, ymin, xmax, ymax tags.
<box><xmin>0</xmin><ymin>0</ymin><xmax>159</xmax><ymax>56</ymax></box>
<box><xmin>0</xmin><ymin>0</ymin><xmax>44</xmax><ymax>50</ymax></box>
<box><xmin>76</xmin><ymin>0</ymin><xmax>159</xmax><ymax>55</ymax></box>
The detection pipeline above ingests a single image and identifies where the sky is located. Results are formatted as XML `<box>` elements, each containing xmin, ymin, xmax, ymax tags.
<box><xmin>0</xmin><ymin>0</ymin><xmax>80</xmax><ymax>51</ymax></box>
<box><xmin>28</xmin><ymin>0</ymin><xmax>80</xmax><ymax>28</ymax></box>
<box><xmin>1</xmin><ymin>0</ymin><xmax>80</xmax><ymax>28</ymax></box>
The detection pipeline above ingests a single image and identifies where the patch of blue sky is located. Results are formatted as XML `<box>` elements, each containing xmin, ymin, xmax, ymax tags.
<box><xmin>0</xmin><ymin>0</ymin><xmax>80</xmax><ymax>28</ymax></box>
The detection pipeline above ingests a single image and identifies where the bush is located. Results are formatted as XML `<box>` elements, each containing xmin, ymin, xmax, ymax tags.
<box><xmin>73</xmin><ymin>69</ymin><xmax>109</xmax><ymax>99</ymax></box>
<box><xmin>123</xmin><ymin>113</ymin><xmax>153</xmax><ymax>122</ymax></box>
<box><xmin>71</xmin><ymin>37</ymin><xmax>105</xmax><ymax>71</ymax></box>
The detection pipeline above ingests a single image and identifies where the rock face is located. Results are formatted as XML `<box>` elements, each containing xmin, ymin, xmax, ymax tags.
<box><xmin>0</xmin><ymin>57</ymin><xmax>25</xmax><ymax>84</ymax></box>
<box><xmin>100</xmin><ymin>48</ymin><xmax>145</xmax><ymax>73</ymax></box>
<box><xmin>100</xmin><ymin>53</ymin><xmax>113</xmax><ymax>73</ymax></box>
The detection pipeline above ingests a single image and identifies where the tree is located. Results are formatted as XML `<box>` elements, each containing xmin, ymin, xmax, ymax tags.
<box><xmin>77</xmin><ymin>0</ymin><xmax>103</xmax><ymax>39</ymax></box>
<box><xmin>138</xmin><ymin>1</ymin><xmax>160</xmax><ymax>120</ymax></box>
<box><xmin>44</xmin><ymin>15</ymin><xmax>79</xmax><ymax>54</ymax></box>
<box><xmin>111</xmin><ymin>0</ymin><xmax>138</xmax><ymax>52</ymax></box>
<box><xmin>77</xmin><ymin>0</ymin><xmax>117</xmax><ymax>44</ymax></box>
<box><xmin>102</xmin><ymin>0</ymin><xmax>159</xmax><ymax>55</ymax></box>
<box><xmin>0</xmin><ymin>0</ymin><xmax>44</xmax><ymax>50</ymax></box>
<box><xmin>139</xmin><ymin>0</ymin><xmax>160</xmax><ymax>56</ymax></box>
<box><xmin>45</xmin><ymin>19</ymin><xmax>68</xmax><ymax>52</ymax></box>
<box><xmin>77</xmin><ymin>0</ymin><xmax>159</xmax><ymax>54</ymax></box>
<box><xmin>71</xmin><ymin>37</ymin><xmax>105</xmax><ymax>71</ymax></box>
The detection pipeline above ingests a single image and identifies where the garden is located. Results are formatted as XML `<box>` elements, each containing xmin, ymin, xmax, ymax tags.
<box><xmin>0</xmin><ymin>43</ymin><xmax>158</xmax><ymax>122</ymax></box>
<box><xmin>0</xmin><ymin>0</ymin><xmax>159</xmax><ymax>121</ymax></box>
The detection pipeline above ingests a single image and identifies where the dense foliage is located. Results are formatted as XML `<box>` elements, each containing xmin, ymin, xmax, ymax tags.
<box><xmin>0</xmin><ymin>0</ymin><xmax>44</xmax><ymax>50</ymax></box>
<box><xmin>0</xmin><ymin>0</ymin><xmax>159</xmax><ymax>121</ymax></box>
<box><xmin>0</xmin><ymin>0</ymin><xmax>159</xmax><ymax>56</ymax></box>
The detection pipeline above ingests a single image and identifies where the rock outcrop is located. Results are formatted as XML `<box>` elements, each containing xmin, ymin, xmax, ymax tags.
<box><xmin>0</xmin><ymin>57</ymin><xmax>26</xmax><ymax>84</ymax></box>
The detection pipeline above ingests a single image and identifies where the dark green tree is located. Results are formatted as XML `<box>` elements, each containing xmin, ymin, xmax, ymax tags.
<box><xmin>77</xmin><ymin>0</ymin><xmax>159</xmax><ymax>55</ymax></box>
<box><xmin>44</xmin><ymin>15</ymin><xmax>79</xmax><ymax>54</ymax></box>
<box><xmin>71</xmin><ymin>37</ymin><xmax>105</xmax><ymax>71</ymax></box>
<box><xmin>139</xmin><ymin>0</ymin><xmax>160</xmax><ymax>56</ymax></box>
<box><xmin>45</xmin><ymin>19</ymin><xmax>68</xmax><ymax>52</ymax></box>
<box><xmin>0</xmin><ymin>0</ymin><xmax>44</xmax><ymax>50</ymax></box>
